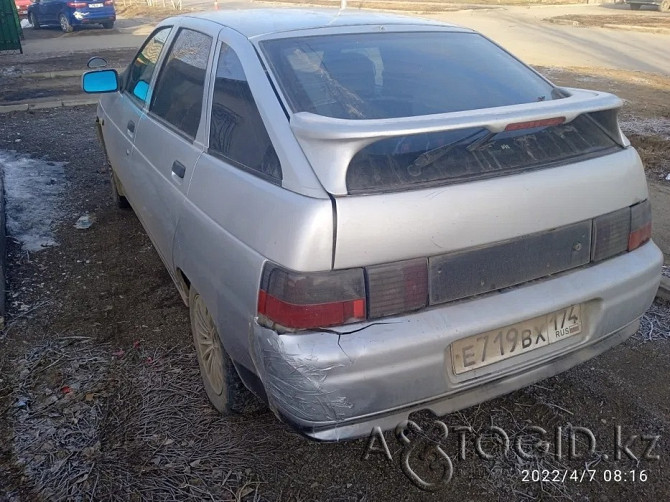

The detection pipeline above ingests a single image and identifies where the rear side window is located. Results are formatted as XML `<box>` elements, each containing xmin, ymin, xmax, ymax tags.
<box><xmin>125</xmin><ymin>27</ymin><xmax>172</xmax><ymax>103</ymax></box>
<box><xmin>346</xmin><ymin>114</ymin><xmax>622</xmax><ymax>193</ymax></box>
<box><xmin>261</xmin><ymin>32</ymin><xmax>559</xmax><ymax>120</ymax></box>
<box><xmin>208</xmin><ymin>43</ymin><xmax>281</xmax><ymax>181</ymax></box>
<box><xmin>150</xmin><ymin>28</ymin><xmax>212</xmax><ymax>140</ymax></box>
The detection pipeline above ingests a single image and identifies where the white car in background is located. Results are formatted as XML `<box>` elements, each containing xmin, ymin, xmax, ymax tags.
<box><xmin>82</xmin><ymin>9</ymin><xmax>662</xmax><ymax>441</ymax></box>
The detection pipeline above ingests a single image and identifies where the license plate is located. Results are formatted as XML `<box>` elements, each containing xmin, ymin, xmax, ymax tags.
<box><xmin>89</xmin><ymin>3</ymin><xmax>103</xmax><ymax>6</ymax></box>
<box><xmin>451</xmin><ymin>304</ymin><xmax>582</xmax><ymax>375</ymax></box>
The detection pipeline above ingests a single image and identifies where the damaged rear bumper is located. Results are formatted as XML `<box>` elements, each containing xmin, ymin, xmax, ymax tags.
<box><xmin>249</xmin><ymin>243</ymin><xmax>662</xmax><ymax>441</ymax></box>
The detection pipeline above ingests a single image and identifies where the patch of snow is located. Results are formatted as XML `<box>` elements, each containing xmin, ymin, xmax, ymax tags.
<box><xmin>0</xmin><ymin>151</ymin><xmax>66</xmax><ymax>252</ymax></box>
<box><xmin>619</xmin><ymin>116</ymin><xmax>670</xmax><ymax>140</ymax></box>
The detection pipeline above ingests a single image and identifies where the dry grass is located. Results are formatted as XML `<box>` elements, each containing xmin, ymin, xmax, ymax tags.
<box><xmin>3</xmin><ymin>338</ymin><xmax>280</xmax><ymax>501</ymax></box>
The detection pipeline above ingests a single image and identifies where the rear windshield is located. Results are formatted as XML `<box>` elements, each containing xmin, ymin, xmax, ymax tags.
<box><xmin>346</xmin><ymin>114</ymin><xmax>622</xmax><ymax>193</ymax></box>
<box><xmin>260</xmin><ymin>31</ymin><xmax>560</xmax><ymax>119</ymax></box>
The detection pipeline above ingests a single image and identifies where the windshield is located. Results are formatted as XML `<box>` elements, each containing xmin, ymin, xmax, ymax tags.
<box><xmin>260</xmin><ymin>31</ymin><xmax>560</xmax><ymax>120</ymax></box>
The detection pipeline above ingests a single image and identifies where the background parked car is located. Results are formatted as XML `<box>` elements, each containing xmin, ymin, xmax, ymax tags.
<box><xmin>625</xmin><ymin>0</ymin><xmax>669</xmax><ymax>10</ymax></box>
<box><xmin>14</xmin><ymin>0</ymin><xmax>31</xmax><ymax>18</ymax></box>
<box><xmin>27</xmin><ymin>0</ymin><xmax>115</xmax><ymax>32</ymax></box>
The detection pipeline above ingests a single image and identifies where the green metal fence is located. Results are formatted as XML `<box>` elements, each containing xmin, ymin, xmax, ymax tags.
<box><xmin>0</xmin><ymin>0</ymin><xmax>22</xmax><ymax>54</ymax></box>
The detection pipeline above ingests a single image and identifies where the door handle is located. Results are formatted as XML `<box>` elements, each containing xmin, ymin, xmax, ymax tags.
<box><xmin>127</xmin><ymin>120</ymin><xmax>135</xmax><ymax>135</ymax></box>
<box><xmin>171</xmin><ymin>160</ymin><xmax>186</xmax><ymax>179</ymax></box>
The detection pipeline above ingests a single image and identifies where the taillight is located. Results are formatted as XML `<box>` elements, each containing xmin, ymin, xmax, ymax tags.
<box><xmin>67</xmin><ymin>1</ymin><xmax>87</xmax><ymax>6</ymax></box>
<box><xmin>592</xmin><ymin>208</ymin><xmax>630</xmax><ymax>262</ymax></box>
<box><xmin>258</xmin><ymin>265</ymin><xmax>365</xmax><ymax>330</ymax></box>
<box><xmin>592</xmin><ymin>200</ymin><xmax>652</xmax><ymax>261</ymax></box>
<box><xmin>104</xmin><ymin>0</ymin><xmax>114</xmax><ymax>4</ymax></box>
<box><xmin>628</xmin><ymin>200</ymin><xmax>652</xmax><ymax>251</ymax></box>
<box><xmin>366</xmin><ymin>258</ymin><xmax>427</xmax><ymax>319</ymax></box>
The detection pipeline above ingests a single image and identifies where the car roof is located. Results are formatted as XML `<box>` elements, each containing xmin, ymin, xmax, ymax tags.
<box><xmin>183</xmin><ymin>8</ymin><xmax>464</xmax><ymax>39</ymax></box>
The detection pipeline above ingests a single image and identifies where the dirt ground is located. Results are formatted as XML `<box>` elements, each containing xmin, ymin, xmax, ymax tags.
<box><xmin>546</xmin><ymin>13</ymin><xmax>670</xmax><ymax>30</ymax></box>
<box><xmin>0</xmin><ymin>63</ymin><xmax>669</xmax><ymax>501</ymax></box>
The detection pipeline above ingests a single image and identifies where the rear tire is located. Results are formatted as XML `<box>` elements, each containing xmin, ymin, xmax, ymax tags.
<box><xmin>29</xmin><ymin>12</ymin><xmax>40</xmax><ymax>29</ymax></box>
<box><xmin>59</xmin><ymin>13</ymin><xmax>73</xmax><ymax>33</ymax></box>
<box><xmin>629</xmin><ymin>3</ymin><xmax>642</xmax><ymax>9</ymax></box>
<box><xmin>189</xmin><ymin>286</ymin><xmax>251</xmax><ymax>414</ymax></box>
<box><xmin>101</xmin><ymin>21</ymin><xmax>114</xmax><ymax>29</ymax></box>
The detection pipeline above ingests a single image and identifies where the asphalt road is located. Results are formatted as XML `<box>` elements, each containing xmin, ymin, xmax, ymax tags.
<box><xmin>16</xmin><ymin>2</ymin><xmax>670</xmax><ymax>77</ymax></box>
<box><xmin>430</xmin><ymin>3</ymin><xmax>670</xmax><ymax>75</ymax></box>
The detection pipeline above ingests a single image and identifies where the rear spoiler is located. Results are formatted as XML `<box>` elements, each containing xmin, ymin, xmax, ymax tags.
<box><xmin>290</xmin><ymin>88</ymin><xmax>624</xmax><ymax>195</ymax></box>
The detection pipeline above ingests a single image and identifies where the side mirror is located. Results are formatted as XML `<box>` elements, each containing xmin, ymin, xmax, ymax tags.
<box><xmin>82</xmin><ymin>69</ymin><xmax>119</xmax><ymax>94</ymax></box>
<box><xmin>132</xmin><ymin>80</ymin><xmax>149</xmax><ymax>102</ymax></box>
<box><xmin>87</xmin><ymin>57</ymin><xmax>108</xmax><ymax>69</ymax></box>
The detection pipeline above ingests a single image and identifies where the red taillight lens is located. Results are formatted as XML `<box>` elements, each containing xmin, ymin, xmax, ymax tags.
<box><xmin>592</xmin><ymin>200</ymin><xmax>652</xmax><ymax>261</ymax></box>
<box><xmin>104</xmin><ymin>0</ymin><xmax>114</xmax><ymax>5</ymax></box>
<box><xmin>67</xmin><ymin>1</ymin><xmax>87</xmax><ymax>6</ymax></box>
<box><xmin>258</xmin><ymin>265</ymin><xmax>366</xmax><ymax>330</ymax></box>
<box><xmin>628</xmin><ymin>200</ymin><xmax>652</xmax><ymax>251</ymax></box>
<box><xmin>366</xmin><ymin>258</ymin><xmax>428</xmax><ymax>319</ymax></box>
<box><xmin>504</xmin><ymin>117</ymin><xmax>566</xmax><ymax>131</ymax></box>
<box><xmin>592</xmin><ymin>207</ymin><xmax>630</xmax><ymax>262</ymax></box>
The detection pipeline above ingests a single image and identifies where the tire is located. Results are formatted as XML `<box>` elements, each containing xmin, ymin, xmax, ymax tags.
<box><xmin>189</xmin><ymin>286</ymin><xmax>251</xmax><ymax>414</ymax></box>
<box><xmin>59</xmin><ymin>13</ymin><xmax>73</xmax><ymax>33</ymax></box>
<box><xmin>629</xmin><ymin>3</ymin><xmax>641</xmax><ymax>9</ymax></box>
<box><xmin>29</xmin><ymin>12</ymin><xmax>40</xmax><ymax>29</ymax></box>
<box><xmin>110</xmin><ymin>171</ymin><xmax>130</xmax><ymax>209</ymax></box>
<box><xmin>101</xmin><ymin>21</ymin><xmax>114</xmax><ymax>29</ymax></box>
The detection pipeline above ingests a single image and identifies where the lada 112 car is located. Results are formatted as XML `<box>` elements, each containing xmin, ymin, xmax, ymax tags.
<box><xmin>82</xmin><ymin>9</ymin><xmax>663</xmax><ymax>441</ymax></box>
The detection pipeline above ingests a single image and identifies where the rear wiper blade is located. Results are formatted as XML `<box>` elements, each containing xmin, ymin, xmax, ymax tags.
<box><xmin>408</xmin><ymin>129</ymin><xmax>490</xmax><ymax>172</ymax></box>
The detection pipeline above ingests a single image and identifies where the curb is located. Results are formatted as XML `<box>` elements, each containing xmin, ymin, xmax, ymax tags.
<box><xmin>4</xmin><ymin>68</ymin><xmax>121</xmax><ymax>80</ymax></box>
<box><xmin>17</xmin><ymin>69</ymin><xmax>83</xmax><ymax>79</ymax></box>
<box><xmin>0</xmin><ymin>169</ymin><xmax>4</xmax><ymax>330</ymax></box>
<box><xmin>0</xmin><ymin>97</ymin><xmax>98</xmax><ymax>114</ymax></box>
<box><xmin>657</xmin><ymin>276</ymin><xmax>670</xmax><ymax>302</ymax></box>
<box><xmin>602</xmin><ymin>23</ymin><xmax>670</xmax><ymax>35</ymax></box>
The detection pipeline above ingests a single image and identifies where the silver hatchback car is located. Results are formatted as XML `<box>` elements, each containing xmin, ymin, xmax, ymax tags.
<box><xmin>83</xmin><ymin>9</ymin><xmax>662</xmax><ymax>441</ymax></box>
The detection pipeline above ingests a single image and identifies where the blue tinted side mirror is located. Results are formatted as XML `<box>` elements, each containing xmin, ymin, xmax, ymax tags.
<box><xmin>132</xmin><ymin>81</ymin><xmax>150</xmax><ymax>102</ymax></box>
<box><xmin>82</xmin><ymin>69</ymin><xmax>119</xmax><ymax>94</ymax></box>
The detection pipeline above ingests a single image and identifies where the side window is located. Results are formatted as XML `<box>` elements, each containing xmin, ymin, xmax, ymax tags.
<box><xmin>150</xmin><ymin>28</ymin><xmax>212</xmax><ymax>140</ymax></box>
<box><xmin>125</xmin><ymin>27</ymin><xmax>172</xmax><ymax>103</ymax></box>
<box><xmin>209</xmin><ymin>43</ymin><xmax>282</xmax><ymax>181</ymax></box>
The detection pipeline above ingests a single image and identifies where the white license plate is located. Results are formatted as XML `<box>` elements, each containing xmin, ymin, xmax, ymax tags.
<box><xmin>89</xmin><ymin>3</ymin><xmax>103</xmax><ymax>7</ymax></box>
<box><xmin>451</xmin><ymin>304</ymin><xmax>583</xmax><ymax>375</ymax></box>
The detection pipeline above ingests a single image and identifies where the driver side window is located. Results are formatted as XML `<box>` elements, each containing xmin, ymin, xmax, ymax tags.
<box><xmin>125</xmin><ymin>27</ymin><xmax>172</xmax><ymax>104</ymax></box>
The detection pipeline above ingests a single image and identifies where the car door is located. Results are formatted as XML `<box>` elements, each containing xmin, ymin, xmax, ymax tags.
<box><xmin>100</xmin><ymin>26</ymin><xmax>173</xmax><ymax>221</ymax></box>
<box><xmin>130</xmin><ymin>24</ymin><xmax>214</xmax><ymax>266</ymax></box>
<box><xmin>37</xmin><ymin>0</ymin><xmax>57</xmax><ymax>23</ymax></box>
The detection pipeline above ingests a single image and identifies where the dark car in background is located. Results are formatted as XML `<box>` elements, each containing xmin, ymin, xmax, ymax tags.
<box><xmin>28</xmin><ymin>0</ymin><xmax>115</xmax><ymax>32</ymax></box>
<box><xmin>625</xmin><ymin>0</ymin><xmax>669</xmax><ymax>10</ymax></box>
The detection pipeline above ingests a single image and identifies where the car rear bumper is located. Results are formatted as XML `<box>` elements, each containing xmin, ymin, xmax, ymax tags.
<box><xmin>71</xmin><ymin>8</ymin><xmax>115</xmax><ymax>24</ymax></box>
<box><xmin>249</xmin><ymin>242</ymin><xmax>662</xmax><ymax>441</ymax></box>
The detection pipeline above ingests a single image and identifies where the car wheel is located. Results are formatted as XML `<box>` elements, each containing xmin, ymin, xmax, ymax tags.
<box><xmin>29</xmin><ymin>12</ymin><xmax>40</xmax><ymax>29</ymax></box>
<box><xmin>59</xmin><ymin>13</ymin><xmax>73</xmax><ymax>33</ymax></box>
<box><xmin>189</xmin><ymin>286</ymin><xmax>251</xmax><ymax>414</ymax></box>
<box><xmin>629</xmin><ymin>3</ymin><xmax>641</xmax><ymax>9</ymax></box>
<box><xmin>110</xmin><ymin>171</ymin><xmax>130</xmax><ymax>209</ymax></box>
<box><xmin>660</xmin><ymin>0</ymin><xmax>669</xmax><ymax>11</ymax></box>
<box><xmin>101</xmin><ymin>21</ymin><xmax>114</xmax><ymax>29</ymax></box>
